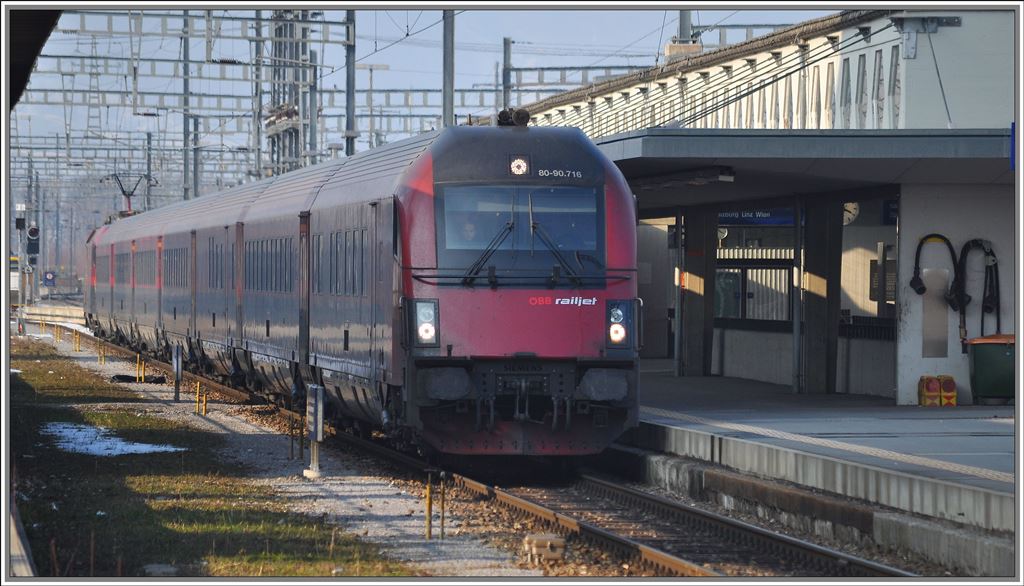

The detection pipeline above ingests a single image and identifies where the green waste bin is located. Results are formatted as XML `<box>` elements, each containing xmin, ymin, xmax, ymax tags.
<box><xmin>966</xmin><ymin>334</ymin><xmax>1015</xmax><ymax>405</ymax></box>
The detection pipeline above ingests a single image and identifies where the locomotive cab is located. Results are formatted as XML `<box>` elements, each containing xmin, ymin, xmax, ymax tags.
<box><xmin>396</xmin><ymin>125</ymin><xmax>640</xmax><ymax>456</ymax></box>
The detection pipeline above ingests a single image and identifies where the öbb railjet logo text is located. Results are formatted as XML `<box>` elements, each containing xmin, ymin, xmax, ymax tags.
<box><xmin>528</xmin><ymin>296</ymin><xmax>598</xmax><ymax>306</ymax></box>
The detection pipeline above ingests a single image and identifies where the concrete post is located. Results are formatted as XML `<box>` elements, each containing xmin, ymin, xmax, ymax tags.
<box><xmin>442</xmin><ymin>11</ymin><xmax>455</xmax><ymax>127</ymax></box>
<box><xmin>254</xmin><ymin>10</ymin><xmax>263</xmax><ymax>178</ymax></box>
<box><xmin>183</xmin><ymin>11</ymin><xmax>191</xmax><ymax>200</ymax></box>
<box><xmin>678</xmin><ymin>11</ymin><xmax>692</xmax><ymax>43</ymax></box>
<box><xmin>146</xmin><ymin>132</ymin><xmax>151</xmax><ymax>211</ymax></box>
<box><xmin>345</xmin><ymin>10</ymin><xmax>356</xmax><ymax>156</ymax></box>
<box><xmin>192</xmin><ymin>116</ymin><xmax>200</xmax><ymax>198</ymax></box>
<box><xmin>802</xmin><ymin>198</ymin><xmax>843</xmax><ymax>393</ymax></box>
<box><xmin>681</xmin><ymin>207</ymin><xmax>717</xmax><ymax>376</ymax></box>
<box><xmin>502</xmin><ymin>37</ymin><xmax>512</xmax><ymax>110</ymax></box>
<box><xmin>309</xmin><ymin>49</ymin><xmax>318</xmax><ymax>165</ymax></box>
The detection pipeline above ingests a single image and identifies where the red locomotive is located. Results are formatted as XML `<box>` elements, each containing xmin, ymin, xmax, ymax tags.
<box><xmin>85</xmin><ymin>113</ymin><xmax>640</xmax><ymax>456</ymax></box>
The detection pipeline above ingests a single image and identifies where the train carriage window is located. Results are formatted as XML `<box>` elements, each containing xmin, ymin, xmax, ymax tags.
<box><xmin>347</xmin><ymin>231</ymin><xmax>353</xmax><ymax>296</ymax></box>
<box><xmin>261</xmin><ymin>240</ymin><xmax>267</xmax><ymax>291</ymax></box>
<box><xmin>393</xmin><ymin>201</ymin><xmax>400</xmax><ymax>260</ymax></box>
<box><xmin>377</xmin><ymin>241</ymin><xmax>384</xmax><ymax>283</ymax></box>
<box><xmin>364</xmin><ymin>227</ymin><xmax>372</xmax><ymax>295</ymax></box>
<box><xmin>249</xmin><ymin>241</ymin><xmax>255</xmax><ymax>290</ymax></box>
<box><xmin>312</xmin><ymin>234</ymin><xmax>321</xmax><ymax>294</ymax></box>
<box><xmin>287</xmin><ymin>237</ymin><xmax>294</xmax><ymax>292</ymax></box>
<box><xmin>329</xmin><ymin>233</ymin><xmax>336</xmax><ymax>294</ymax></box>
<box><xmin>342</xmin><ymin>230</ymin><xmax>351</xmax><ymax>295</ymax></box>
<box><xmin>278</xmin><ymin>238</ymin><xmax>284</xmax><ymax>292</ymax></box>
<box><xmin>271</xmin><ymin>239</ymin><xmax>278</xmax><ymax>292</ymax></box>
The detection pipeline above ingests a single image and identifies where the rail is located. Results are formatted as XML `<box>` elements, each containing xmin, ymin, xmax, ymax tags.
<box><xmin>31</xmin><ymin>319</ymin><xmax>912</xmax><ymax>578</ymax></box>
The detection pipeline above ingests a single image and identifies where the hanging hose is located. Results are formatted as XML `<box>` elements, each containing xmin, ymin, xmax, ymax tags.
<box><xmin>909</xmin><ymin>233</ymin><xmax>959</xmax><ymax>309</ymax></box>
<box><xmin>952</xmin><ymin>239</ymin><xmax>1001</xmax><ymax>352</ymax></box>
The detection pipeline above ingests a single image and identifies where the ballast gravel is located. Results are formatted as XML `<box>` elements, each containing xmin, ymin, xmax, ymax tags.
<box><xmin>29</xmin><ymin>324</ymin><xmax>548</xmax><ymax>577</ymax></box>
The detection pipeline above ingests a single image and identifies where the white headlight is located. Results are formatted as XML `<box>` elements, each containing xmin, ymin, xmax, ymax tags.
<box><xmin>609</xmin><ymin>323</ymin><xmax>627</xmax><ymax>344</ymax></box>
<box><xmin>609</xmin><ymin>307</ymin><xmax>624</xmax><ymax>323</ymax></box>
<box><xmin>417</xmin><ymin>303</ymin><xmax>435</xmax><ymax>323</ymax></box>
<box><xmin>418</xmin><ymin>322</ymin><xmax>436</xmax><ymax>342</ymax></box>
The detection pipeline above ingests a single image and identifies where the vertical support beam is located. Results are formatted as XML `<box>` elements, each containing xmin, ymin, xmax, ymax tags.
<box><xmin>792</xmin><ymin>199</ymin><xmax>803</xmax><ymax>393</ymax></box>
<box><xmin>345</xmin><ymin>10</ymin><xmax>356</xmax><ymax>157</ymax></box>
<box><xmin>145</xmin><ymin>132</ymin><xmax>153</xmax><ymax>211</ymax></box>
<box><xmin>182</xmin><ymin>11</ymin><xmax>191</xmax><ymax>200</ymax></box>
<box><xmin>802</xmin><ymin>198</ymin><xmax>843</xmax><ymax>393</ymax></box>
<box><xmin>681</xmin><ymin>207</ymin><xmax>717</xmax><ymax>376</ymax></box>
<box><xmin>54</xmin><ymin>147</ymin><xmax>62</xmax><ymax>270</ymax></box>
<box><xmin>68</xmin><ymin>207</ymin><xmax>75</xmax><ymax>275</ymax></box>
<box><xmin>54</xmin><ymin>188</ymin><xmax>61</xmax><ymax>270</ymax></box>
<box><xmin>678</xmin><ymin>10</ymin><xmax>692</xmax><ymax>43</ymax></box>
<box><xmin>254</xmin><ymin>9</ymin><xmax>263</xmax><ymax>179</ymax></box>
<box><xmin>192</xmin><ymin>117</ymin><xmax>200</xmax><ymax>198</ymax></box>
<box><xmin>309</xmin><ymin>49</ymin><xmax>318</xmax><ymax>165</ymax></box>
<box><xmin>502</xmin><ymin>37</ymin><xmax>512</xmax><ymax>109</ymax></box>
<box><xmin>36</xmin><ymin>172</ymin><xmax>43</xmax><ymax>275</ymax></box>
<box><xmin>673</xmin><ymin>207</ymin><xmax>684</xmax><ymax>376</ymax></box>
<box><xmin>442</xmin><ymin>10</ymin><xmax>455</xmax><ymax>127</ymax></box>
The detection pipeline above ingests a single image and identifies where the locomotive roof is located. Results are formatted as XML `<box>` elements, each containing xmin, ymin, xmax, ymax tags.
<box><xmin>91</xmin><ymin>125</ymin><xmax>596</xmax><ymax>245</ymax></box>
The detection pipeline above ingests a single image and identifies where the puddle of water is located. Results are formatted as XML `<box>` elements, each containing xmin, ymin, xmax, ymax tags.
<box><xmin>41</xmin><ymin>422</ymin><xmax>187</xmax><ymax>456</ymax></box>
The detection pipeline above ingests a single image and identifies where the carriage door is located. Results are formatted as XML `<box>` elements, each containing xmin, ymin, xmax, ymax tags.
<box><xmin>373</xmin><ymin>198</ymin><xmax>394</xmax><ymax>386</ymax></box>
<box><xmin>88</xmin><ymin>244</ymin><xmax>96</xmax><ymax>316</ymax></box>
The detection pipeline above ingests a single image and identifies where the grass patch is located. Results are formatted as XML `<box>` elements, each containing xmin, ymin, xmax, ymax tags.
<box><xmin>10</xmin><ymin>337</ymin><xmax>142</xmax><ymax>404</ymax></box>
<box><xmin>10</xmin><ymin>337</ymin><xmax>415</xmax><ymax>577</ymax></box>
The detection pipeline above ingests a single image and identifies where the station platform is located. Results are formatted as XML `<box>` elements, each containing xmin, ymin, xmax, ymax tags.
<box><xmin>624</xmin><ymin>361</ymin><xmax>1015</xmax><ymax>534</ymax></box>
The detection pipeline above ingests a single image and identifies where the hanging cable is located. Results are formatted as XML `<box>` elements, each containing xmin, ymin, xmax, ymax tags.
<box><xmin>952</xmin><ymin>239</ymin><xmax>1001</xmax><ymax>351</ymax></box>
<box><xmin>909</xmin><ymin>233</ymin><xmax>959</xmax><ymax>309</ymax></box>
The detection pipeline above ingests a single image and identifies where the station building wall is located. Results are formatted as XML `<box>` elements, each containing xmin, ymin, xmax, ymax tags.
<box><xmin>900</xmin><ymin>10</ymin><xmax>1014</xmax><ymax>130</ymax></box>
<box><xmin>895</xmin><ymin>183</ymin><xmax>1015</xmax><ymax>405</ymax></box>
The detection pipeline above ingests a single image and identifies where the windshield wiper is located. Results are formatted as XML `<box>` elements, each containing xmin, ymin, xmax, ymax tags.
<box><xmin>575</xmin><ymin>250</ymin><xmax>604</xmax><ymax>271</ymax></box>
<box><xmin>462</xmin><ymin>221</ymin><xmax>514</xmax><ymax>286</ymax></box>
<box><xmin>528</xmin><ymin>192</ymin><xmax>582</xmax><ymax>287</ymax></box>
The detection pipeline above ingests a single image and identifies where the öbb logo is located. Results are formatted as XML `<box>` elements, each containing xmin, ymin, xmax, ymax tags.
<box><xmin>529</xmin><ymin>296</ymin><xmax>598</xmax><ymax>306</ymax></box>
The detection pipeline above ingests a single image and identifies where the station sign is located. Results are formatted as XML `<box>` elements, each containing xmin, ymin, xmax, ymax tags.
<box><xmin>718</xmin><ymin>207</ymin><xmax>794</xmax><ymax>226</ymax></box>
<box><xmin>44</xmin><ymin>271</ymin><xmax>56</xmax><ymax>286</ymax></box>
<box><xmin>882</xmin><ymin>199</ymin><xmax>899</xmax><ymax>225</ymax></box>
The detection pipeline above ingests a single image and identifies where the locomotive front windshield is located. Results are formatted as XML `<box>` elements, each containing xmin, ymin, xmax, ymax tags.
<box><xmin>436</xmin><ymin>185</ymin><xmax>605</xmax><ymax>278</ymax></box>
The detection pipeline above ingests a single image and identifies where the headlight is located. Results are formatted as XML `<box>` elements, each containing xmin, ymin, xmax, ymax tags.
<box><xmin>609</xmin><ymin>323</ymin><xmax>627</xmax><ymax>344</ymax></box>
<box><xmin>417</xmin><ymin>304</ymin><xmax>435</xmax><ymax>324</ymax></box>
<box><xmin>413</xmin><ymin>299</ymin><xmax>439</xmax><ymax>346</ymax></box>
<box><xmin>418</xmin><ymin>322</ymin><xmax>436</xmax><ymax>342</ymax></box>
<box><xmin>607</xmin><ymin>300</ymin><xmax>633</xmax><ymax>348</ymax></box>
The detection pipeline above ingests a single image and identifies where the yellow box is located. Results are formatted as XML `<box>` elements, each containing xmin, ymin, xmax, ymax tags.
<box><xmin>919</xmin><ymin>375</ymin><xmax>957</xmax><ymax>407</ymax></box>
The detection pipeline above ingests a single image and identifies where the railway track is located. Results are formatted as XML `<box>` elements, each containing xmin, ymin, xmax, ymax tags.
<box><xmin>31</xmin><ymin>319</ymin><xmax>915</xmax><ymax>578</ymax></box>
<box><xmin>507</xmin><ymin>476</ymin><xmax>916</xmax><ymax>577</ymax></box>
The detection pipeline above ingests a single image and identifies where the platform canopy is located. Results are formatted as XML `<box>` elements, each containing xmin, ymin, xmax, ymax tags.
<box><xmin>595</xmin><ymin>128</ymin><xmax>1012</xmax><ymax>213</ymax></box>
